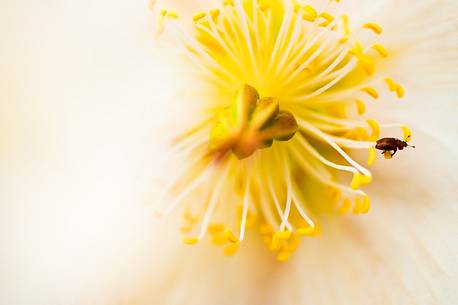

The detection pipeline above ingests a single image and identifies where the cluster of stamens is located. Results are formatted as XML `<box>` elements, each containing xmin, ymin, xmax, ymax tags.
<box><xmin>152</xmin><ymin>0</ymin><xmax>413</xmax><ymax>261</ymax></box>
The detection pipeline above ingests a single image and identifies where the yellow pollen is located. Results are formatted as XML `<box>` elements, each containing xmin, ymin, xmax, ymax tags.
<box><xmin>355</xmin><ymin>99</ymin><xmax>366</xmax><ymax>115</ymax></box>
<box><xmin>361</xmin><ymin>196</ymin><xmax>371</xmax><ymax>214</ymax></box>
<box><xmin>208</xmin><ymin>223</ymin><xmax>225</xmax><ymax>234</ymax></box>
<box><xmin>366</xmin><ymin>119</ymin><xmax>381</xmax><ymax>140</ymax></box>
<box><xmin>318</xmin><ymin>12</ymin><xmax>334</xmax><ymax>27</ymax></box>
<box><xmin>297</xmin><ymin>226</ymin><xmax>315</xmax><ymax>236</ymax></box>
<box><xmin>224</xmin><ymin>243</ymin><xmax>239</xmax><ymax>256</ymax></box>
<box><xmin>193</xmin><ymin>12</ymin><xmax>206</xmax><ymax>23</ymax></box>
<box><xmin>182</xmin><ymin>236</ymin><xmax>199</xmax><ymax>245</ymax></box>
<box><xmin>353</xmin><ymin>197</ymin><xmax>362</xmax><ymax>214</ymax></box>
<box><xmin>363</xmin><ymin>22</ymin><xmax>383</xmax><ymax>35</ymax></box>
<box><xmin>368</xmin><ymin>146</ymin><xmax>376</xmax><ymax>166</ymax></box>
<box><xmin>351</xmin><ymin>172</ymin><xmax>372</xmax><ymax>190</ymax></box>
<box><xmin>299</xmin><ymin>5</ymin><xmax>318</xmax><ymax>22</ymax></box>
<box><xmin>372</xmin><ymin>44</ymin><xmax>388</xmax><ymax>57</ymax></box>
<box><xmin>401</xmin><ymin>125</ymin><xmax>412</xmax><ymax>142</ymax></box>
<box><xmin>224</xmin><ymin>228</ymin><xmax>239</xmax><ymax>243</ymax></box>
<box><xmin>384</xmin><ymin>78</ymin><xmax>405</xmax><ymax>98</ymax></box>
<box><xmin>211</xmin><ymin>234</ymin><xmax>227</xmax><ymax>245</ymax></box>
<box><xmin>362</xmin><ymin>87</ymin><xmax>379</xmax><ymax>99</ymax></box>
<box><xmin>276</xmin><ymin>251</ymin><xmax>291</xmax><ymax>262</ymax></box>
<box><xmin>395</xmin><ymin>84</ymin><xmax>405</xmax><ymax>98</ymax></box>
<box><xmin>210</xmin><ymin>9</ymin><xmax>220</xmax><ymax>20</ymax></box>
<box><xmin>338</xmin><ymin>198</ymin><xmax>352</xmax><ymax>214</ymax></box>
<box><xmin>384</xmin><ymin>151</ymin><xmax>393</xmax><ymax>159</ymax></box>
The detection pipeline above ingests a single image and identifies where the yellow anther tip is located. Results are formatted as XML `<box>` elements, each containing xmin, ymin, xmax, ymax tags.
<box><xmin>274</xmin><ymin>230</ymin><xmax>292</xmax><ymax>240</ymax></box>
<box><xmin>395</xmin><ymin>84</ymin><xmax>405</xmax><ymax>98</ymax></box>
<box><xmin>362</xmin><ymin>87</ymin><xmax>379</xmax><ymax>99</ymax></box>
<box><xmin>193</xmin><ymin>12</ymin><xmax>206</xmax><ymax>23</ymax></box>
<box><xmin>363</xmin><ymin>22</ymin><xmax>383</xmax><ymax>35</ymax></box>
<box><xmin>297</xmin><ymin>226</ymin><xmax>315</xmax><ymax>236</ymax></box>
<box><xmin>385</xmin><ymin>78</ymin><xmax>396</xmax><ymax>91</ymax></box>
<box><xmin>259</xmin><ymin>223</ymin><xmax>273</xmax><ymax>235</ymax></box>
<box><xmin>211</xmin><ymin>234</ymin><xmax>227</xmax><ymax>245</ymax></box>
<box><xmin>223</xmin><ymin>243</ymin><xmax>239</xmax><ymax>256</ymax></box>
<box><xmin>355</xmin><ymin>99</ymin><xmax>366</xmax><ymax>115</ymax></box>
<box><xmin>338</xmin><ymin>198</ymin><xmax>352</xmax><ymax>214</ymax></box>
<box><xmin>366</xmin><ymin>119</ymin><xmax>380</xmax><ymax>141</ymax></box>
<box><xmin>361</xmin><ymin>196</ymin><xmax>371</xmax><ymax>214</ymax></box>
<box><xmin>208</xmin><ymin>223</ymin><xmax>225</xmax><ymax>234</ymax></box>
<box><xmin>224</xmin><ymin>229</ymin><xmax>239</xmax><ymax>243</ymax></box>
<box><xmin>276</xmin><ymin>251</ymin><xmax>291</xmax><ymax>262</ymax></box>
<box><xmin>383</xmin><ymin>151</ymin><xmax>393</xmax><ymax>159</ymax></box>
<box><xmin>352</xmin><ymin>197</ymin><xmax>362</xmax><ymax>214</ymax></box>
<box><xmin>372</xmin><ymin>44</ymin><xmax>388</xmax><ymax>57</ymax></box>
<box><xmin>182</xmin><ymin>237</ymin><xmax>199</xmax><ymax>245</ymax></box>
<box><xmin>368</xmin><ymin>146</ymin><xmax>376</xmax><ymax>166</ymax></box>
<box><xmin>401</xmin><ymin>125</ymin><xmax>412</xmax><ymax>142</ymax></box>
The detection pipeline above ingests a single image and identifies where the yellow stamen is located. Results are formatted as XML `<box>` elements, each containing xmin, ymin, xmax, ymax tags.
<box><xmin>297</xmin><ymin>225</ymin><xmax>314</xmax><ymax>235</ymax></box>
<box><xmin>208</xmin><ymin>223</ymin><xmax>225</xmax><ymax>234</ymax></box>
<box><xmin>338</xmin><ymin>198</ymin><xmax>352</xmax><ymax>214</ymax></box>
<box><xmin>363</xmin><ymin>22</ymin><xmax>383</xmax><ymax>34</ymax></box>
<box><xmin>368</xmin><ymin>146</ymin><xmax>376</xmax><ymax>166</ymax></box>
<box><xmin>193</xmin><ymin>12</ymin><xmax>206</xmax><ymax>23</ymax></box>
<box><xmin>395</xmin><ymin>84</ymin><xmax>405</xmax><ymax>98</ymax></box>
<box><xmin>361</xmin><ymin>196</ymin><xmax>371</xmax><ymax>214</ymax></box>
<box><xmin>301</xmin><ymin>5</ymin><xmax>318</xmax><ymax>22</ymax></box>
<box><xmin>385</xmin><ymin>78</ymin><xmax>396</xmax><ymax>91</ymax></box>
<box><xmin>355</xmin><ymin>99</ymin><xmax>366</xmax><ymax>115</ymax></box>
<box><xmin>384</xmin><ymin>151</ymin><xmax>393</xmax><ymax>159</ymax></box>
<box><xmin>223</xmin><ymin>243</ymin><xmax>239</xmax><ymax>256</ymax></box>
<box><xmin>224</xmin><ymin>228</ymin><xmax>239</xmax><ymax>243</ymax></box>
<box><xmin>350</xmin><ymin>172</ymin><xmax>372</xmax><ymax>190</ymax></box>
<box><xmin>367</xmin><ymin>119</ymin><xmax>380</xmax><ymax>140</ymax></box>
<box><xmin>401</xmin><ymin>125</ymin><xmax>412</xmax><ymax>142</ymax></box>
<box><xmin>352</xmin><ymin>197</ymin><xmax>362</xmax><ymax>214</ymax></box>
<box><xmin>210</xmin><ymin>9</ymin><xmax>220</xmax><ymax>21</ymax></box>
<box><xmin>362</xmin><ymin>87</ymin><xmax>379</xmax><ymax>99</ymax></box>
<box><xmin>211</xmin><ymin>234</ymin><xmax>227</xmax><ymax>245</ymax></box>
<box><xmin>276</xmin><ymin>251</ymin><xmax>291</xmax><ymax>262</ymax></box>
<box><xmin>318</xmin><ymin>12</ymin><xmax>334</xmax><ymax>26</ymax></box>
<box><xmin>372</xmin><ymin>44</ymin><xmax>388</xmax><ymax>57</ymax></box>
<box><xmin>182</xmin><ymin>236</ymin><xmax>199</xmax><ymax>245</ymax></box>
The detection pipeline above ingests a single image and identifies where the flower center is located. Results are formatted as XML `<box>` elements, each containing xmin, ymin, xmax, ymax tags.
<box><xmin>210</xmin><ymin>84</ymin><xmax>298</xmax><ymax>159</ymax></box>
<box><xmin>152</xmin><ymin>0</ymin><xmax>413</xmax><ymax>261</ymax></box>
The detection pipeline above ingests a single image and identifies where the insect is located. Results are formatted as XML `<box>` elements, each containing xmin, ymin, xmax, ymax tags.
<box><xmin>375</xmin><ymin>137</ymin><xmax>415</xmax><ymax>158</ymax></box>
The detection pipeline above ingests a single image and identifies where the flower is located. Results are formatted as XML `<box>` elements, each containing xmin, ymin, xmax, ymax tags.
<box><xmin>0</xmin><ymin>0</ymin><xmax>457</xmax><ymax>305</ymax></box>
<box><xmin>151</xmin><ymin>0</ymin><xmax>417</xmax><ymax>260</ymax></box>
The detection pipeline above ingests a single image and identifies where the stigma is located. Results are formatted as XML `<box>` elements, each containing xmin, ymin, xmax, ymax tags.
<box><xmin>152</xmin><ymin>0</ymin><xmax>413</xmax><ymax>261</ymax></box>
<box><xmin>210</xmin><ymin>84</ymin><xmax>298</xmax><ymax>159</ymax></box>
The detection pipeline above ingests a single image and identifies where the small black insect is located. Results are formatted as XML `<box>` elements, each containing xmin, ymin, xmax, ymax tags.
<box><xmin>375</xmin><ymin>138</ymin><xmax>415</xmax><ymax>157</ymax></box>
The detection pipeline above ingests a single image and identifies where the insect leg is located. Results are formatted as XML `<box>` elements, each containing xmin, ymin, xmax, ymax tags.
<box><xmin>391</xmin><ymin>148</ymin><xmax>397</xmax><ymax>157</ymax></box>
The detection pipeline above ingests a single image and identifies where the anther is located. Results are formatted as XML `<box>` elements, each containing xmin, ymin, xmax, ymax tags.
<box><xmin>368</xmin><ymin>146</ymin><xmax>376</xmax><ymax>165</ymax></box>
<box><xmin>362</xmin><ymin>87</ymin><xmax>379</xmax><ymax>99</ymax></box>
<box><xmin>372</xmin><ymin>44</ymin><xmax>388</xmax><ymax>57</ymax></box>
<box><xmin>338</xmin><ymin>198</ymin><xmax>351</xmax><ymax>214</ymax></box>
<box><xmin>363</xmin><ymin>22</ymin><xmax>383</xmax><ymax>35</ymax></box>
<box><xmin>182</xmin><ymin>236</ymin><xmax>199</xmax><ymax>245</ymax></box>
<box><xmin>224</xmin><ymin>228</ymin><xmax>239</xmax><ymax>243</ymax></box>
<box><xmin>366</xmin><ymin>119</ymin><xmax>380</xmax><ymax>140</ymax></box>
